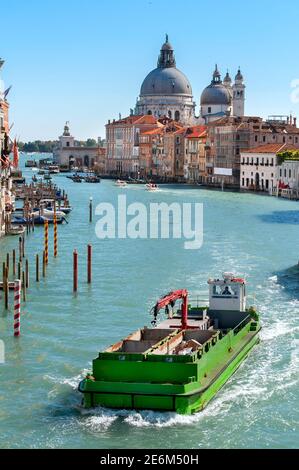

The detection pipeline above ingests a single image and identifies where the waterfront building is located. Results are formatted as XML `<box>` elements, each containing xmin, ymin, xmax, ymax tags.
<box><xmin>0</xmin><ymin>58</ymin><xmax>13</xmax><ymax>238</ymax></box>
<box><xmin>278</xmin><ymin>158</ymin><xmax>299</xmax><ymax>196</ymax></box>
<box><xmin>184</xmin><ymin>126</ymin><xmax>207</xmax><ymax>182</ymax></box>
<box><xmin>53</xmin><ymin>122</ymin><xmax>105</xmax><ymax>169</ymax></box>
<box><xmin>240</xmin><ymin>143</ymin><xmax>299</xmax><ymax>193</ymax></box>
<box><xmin>207</xmin><ymin>114</ymin><xmax>299</xmax><ymax>188</ymax></box>
<box><xmin>105</xmin><ymin>114</ymin><xmax>163</xmax><ymax>175</ymax></box>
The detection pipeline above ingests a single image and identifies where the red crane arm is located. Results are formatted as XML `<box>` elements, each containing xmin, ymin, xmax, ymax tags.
<box><xmin>152</xmin><ymin>289</ymin><xmax>189</xmax><ymax>329</ymax></box>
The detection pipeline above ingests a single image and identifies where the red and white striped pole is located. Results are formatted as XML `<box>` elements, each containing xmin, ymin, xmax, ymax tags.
<box><xmin>14</xmin><ymin>279</ymin><xmax>21</xmax><ymax>337</ymax></box>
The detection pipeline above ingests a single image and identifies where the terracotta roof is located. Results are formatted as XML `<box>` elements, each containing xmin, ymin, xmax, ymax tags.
<box><xmin>186</xmin><ymin>125</ymin><xmax>207</xmax><ymax>138</ymax></box>
<box><xmin>141</xmin><ymin>128</ymin><xmax>163</xmax><ymax>136</ymax></box>
<box><xmin>106</xmin><ymin>115</ymin><xmax>158</xmax><ymax>126</ymax></box>
<box><xmin>242</xmin><ymin>143</ymin><xmax>299</xmax><ymax>154</ymax></box>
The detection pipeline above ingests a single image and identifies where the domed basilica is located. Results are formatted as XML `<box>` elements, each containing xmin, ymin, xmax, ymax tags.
<box><xmin>135</xmin><ymin>36</ymin><xmax>245</xmax><ymax>126</ymax></box>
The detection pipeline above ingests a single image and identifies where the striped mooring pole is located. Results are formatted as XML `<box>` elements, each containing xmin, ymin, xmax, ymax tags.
<box><xmin>44</xmin><ymin>219</ymin><xmax>49</xmax><ymax>264</ymax></box>
<box><xmin>53</xmin><ymin>216</ymin><xmax>58</xmax><ymax>258</ymax></box>
<box><xmin>14</xmin><ymin>279</ymin><xmax>21</xmax><ymax>337</ymax></box>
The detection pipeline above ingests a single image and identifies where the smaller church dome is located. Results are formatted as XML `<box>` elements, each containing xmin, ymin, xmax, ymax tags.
<box><xmin>201</xmin><ymin>66</ymin><xmax>231</xmax><ymax>106</ymax></box>
<box><xmin>200</xmin><ymin>84</ymin><xmax>231</xmax><ymax>105</ymax></box>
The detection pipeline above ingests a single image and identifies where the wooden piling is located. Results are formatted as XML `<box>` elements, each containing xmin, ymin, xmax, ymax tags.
<box><xmin>22</xmin><ymin>271</ymin><xmax>26</xmax><ymax>302</ymax></box>
<box><xmin>25</xmin><ymin>259</ymin><xmax>29</xmax><ymax>288</ymax></box>
<box><xmin>4</xmin><ymin>266</ymin><xmax>8</xmax><ymax>310</ymax></box>
<box><xmin>53</xmin><ymin>215</ymin><xmax>58</xmax><ymax>258</ymax></box>
<box><xmin>42</xmin><ymin>251</ymin><xmax>46</xmax><ymax>277</ymax></box>
<box><xmin>12</xmin><ymin>249</ymin><xmax>16</xmax><ymax>276</ymax></box>
<box><xmin>18</xmin><ymin>261</ymin><xmax>22</xmax><ymax>281</ymax></box>
<box><xmin>22</xmin><ymin>234</ymin><xmax>25</xmax><ymax>258</ymax></box>
<box><xmin>36</xmin><ymin>254</ymin><xmax>39</xmax><ymax>282</ymax></box>
<box><xmin>19</xmin><ymin>236</ymin><xmax>22</xmax><ymax>262</ymax></box>
<box><xmin>6</xmin><ymin>252</ymin><xmax>9</xmax><ymax>275</ymax></box>
<box><xmin>44</xmin><ymin>220</ymin><xmax>49</xmax><ymax>264</ymax></box>
<box><xmin>73</xmin><ymin>250</ymin><xmax>78</xmax><ymax>292</ymax></box>
<box><xmin>89</xmin><ymin>197</ymin><xmax>93</xmax><ymax>223</ymax></box>
<box><xmin>87</xmin><ymin>244</ymin><xmax>92</xmax><ymax>284</ymax></box>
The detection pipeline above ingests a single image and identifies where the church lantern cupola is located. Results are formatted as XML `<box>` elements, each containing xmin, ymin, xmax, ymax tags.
<box><xmin>157</xmin><ymin>34</ymin><xmax>176</xmax><ymax>68</ymax></box>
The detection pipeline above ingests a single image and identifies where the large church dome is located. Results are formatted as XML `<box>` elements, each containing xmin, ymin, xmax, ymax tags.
<box><xmin>140</xmin><ymin>35</ymin><xmax>192</xmax><ymax>97</ymax></box>
<box><xmin>140</xmin><ymin>67</ymin><xmax>192</xmax><ymax>96</ymax></box>
<box><xmin>135</xmin><ymin>36</ymin><xmax>195</xmax><ymax>126</ymax></box>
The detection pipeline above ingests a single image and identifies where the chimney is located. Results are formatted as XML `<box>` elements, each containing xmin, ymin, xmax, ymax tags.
<box><xmin>290</xmin><ymin>114</ymin><xmax>293</xmax><ymax>126</ymax></box>
<box><xmin>113</xmin><ymin>119</ymin><xmax>115</xmax><ymax>123</ymax></box>
<box><xmin>287</xmin><ymin>116</ymin><xmax>289</xmax><ymax>125</ymax></box>
<box><xmin>108</xmin><ymin>119</ymin><xmax>111</xmax><ymax>124</ymax></box>
<box><xmin>294</xmin><ymin>117</ymin><xmax>297</xmax><ymax>128</ymax></box>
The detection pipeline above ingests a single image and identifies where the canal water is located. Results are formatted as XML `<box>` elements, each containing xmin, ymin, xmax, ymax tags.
<box><xmin>0</xmin><ymin>159</ymin><xmax>298</xmax><ymax>449</ymax></box>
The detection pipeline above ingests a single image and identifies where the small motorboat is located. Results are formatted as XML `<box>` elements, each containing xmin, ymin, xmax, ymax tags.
<box><xmin>145</xmin><ymin>183</ymin><xmax>159</xmax><ymax>191</ymax></box>
<box><xmin>32</xmin><ymin>175</ymin><xmax>38</xmax><ymax>182</ymax></box>
<box><xmin>84</xmin><ymin>175</ymin><xmax>101</xmax><ymax>183</ymax></box>
<box><xmin>33</xmin><ymin>208</ymin><xmax>65</xmax><ymax>219</ymax></box>
<box><xmin>7</xmin><ymin>225</ymin><xmax>25</xmax><ymax>236</ymax></box>
<box><xmin>38</xmin><ymin>169</ymin><xmax>45</xmax><ymax>175</ymax></box>
<box><xmin>115</xmin><ymin>179</ymin><xmax>127</xmax><ymax>187</ymax></box>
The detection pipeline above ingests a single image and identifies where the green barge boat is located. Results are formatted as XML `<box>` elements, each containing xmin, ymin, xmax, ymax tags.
<box><xmin>79</xmin><ymin>273</ymin><xmax>261</xmax><ymax>414</ymax></box>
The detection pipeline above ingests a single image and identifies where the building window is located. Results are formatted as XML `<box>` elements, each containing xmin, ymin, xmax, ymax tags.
<box><xmin>283</xmin><ymin>137</ymin><xmax>286</xmax><ymax>143</ymax></box>
<box><xmin>236</xmin><ymin>134</ymin><xmax>240</xmax><ymax>141</ymax></box>
<box><xmin>168</xmin><ymin>110</ymin><xmax>172</xmax><ymax>119</ymax></box>
<box><xmin>246</xmin><ymin>178</ymin><xmax>249</xmax><ymax>187</ymax></box>
<box><xmin>175</xmin><ymin>111</ymin><xmax>180</xmax><ymax>121</ymax></box>
<box><xmin>295</xmin><ymin>137</ymin><xmax>298</xmax><ymax>143</ymax></box>
<box><xmin>242</xmin><ymin>178</ymin><xmax>244</xmax><ymax>186</ymax></box>
<box><xmin>263</xmin><ymin>136</ymin><xmax>266</xmax><ymax>142</ymax></box>
<box><xmin>147</xmin><ymin>110</ymin><xmax>152</xmax><ymax>115</ymax></box>
<box><xmin>208</xmin><ymin>107</ymin><xmax>211</xmax><ymax>114</ymax></box>
<box><xmin>66</xmin><ymin>142</ymin><xmax>70</xmax><ymax>147</ymax></box>
<box><xmin>255</xmin><ymin>135</ymin><xmax>258</xmax><ymax>142</ymax></box>
<box><xmin>176</xmin><ymin>137</ymin><xmax>180</xmax><ymax>144</ymax></box>
<box><xmin>289</xmin><ymin>169</ymin><xmax>291</xmax><ymax>177</ymax></box>
<box><xmin>284</xmin><ymin>169</ymin><xmax>286</xmax><ymax>177</ymax></box>
<box><xmin>280</xmin><ymin>169</ymin><xmax>282</xmax><ymax>177</ymax></box>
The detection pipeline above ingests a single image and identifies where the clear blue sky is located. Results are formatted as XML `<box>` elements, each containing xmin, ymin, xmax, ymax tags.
<box><xmin>1</xmin><ymin>0</ymin><xmax>299</xmax><ymax>141</ymax></box>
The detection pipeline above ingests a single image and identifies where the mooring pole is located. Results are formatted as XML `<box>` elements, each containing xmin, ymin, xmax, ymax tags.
<box><xmin>89</xmin><ymin>197</ymin><xmax>93</xmax><ymax>223</ymax></box>
<box><xmin>14</xmin><ymin>279</ymin><xmax>21</xmax><ymax>337</ymax></box>
<box><xmin>42</xmin><ymin>251</ymin><xmax>46</xmax><ymax>277</ymax></box>
<box><xmin>12</xmin><ymin>249</ymin><xmax>16</xmax><ymax>276</ymax></box>
<box><xmin>18</xmin><ymin>236</ymin><xmax>22</xmax><ymax>262</ymax></box>
<box><xmin>53</xmin><ymin>211</ymin><xmax>58</xmax><ymax>258</ymax></box>
<box><xmin>44</xmin><ymin>220</ymin><xmax>49</xmax><ymax>264</ymax></box>
<box><xmin>25</xmin><ymin>259</ymin><xmax>29</xmax><ymax>289</ymax></box>
<box><xmin>22</xmin><ymin>271</ymin><xmax>26</xmax><ymax>302</ymax></box>
<box><xmin>87</xmin><ymin>244</ymin><xmax>92</xmax><ymax>284</ymax></box>
<box><xmin>36</xmin><ymin>254</ymin><xmax>39</xmax><ymax>282</ymax></box>
<box><xmin>73</xmin><ymin>250</ymin><xmax>78</xmax><ymax>292</ymax></box>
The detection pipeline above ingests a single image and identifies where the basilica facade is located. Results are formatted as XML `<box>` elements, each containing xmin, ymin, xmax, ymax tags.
<box><xmin>135</xmin><ymin>36</ymin><xmax>245</xmax><ymax>125</ymax></box>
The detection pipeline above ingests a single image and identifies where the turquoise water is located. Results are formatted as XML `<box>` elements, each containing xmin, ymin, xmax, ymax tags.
<box><xmin>0</xmin><ymin>161</ymin><xmax>298</xmax><ymax>449</ymax></box>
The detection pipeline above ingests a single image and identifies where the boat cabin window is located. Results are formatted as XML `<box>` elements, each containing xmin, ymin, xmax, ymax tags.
<box><xmin>212</xmin><ymin>284</ymin><xmax>238</xmax><ymax>298</ymax></box>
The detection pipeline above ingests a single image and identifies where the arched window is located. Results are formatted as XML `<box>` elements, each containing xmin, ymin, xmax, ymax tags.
<box><xmin>168</xmin><ymin>110</ymin><xmax>172</xmax><ymax>119</ymax></box>
<box><xmin>147</xmin><ymin>110</ymin><xmax>152</xmax><ymax>115</ymax></box>
<box><xmin>175</xmin><ymin>110</ymin><xmax>180</xmax><ymax>121</ymax></box>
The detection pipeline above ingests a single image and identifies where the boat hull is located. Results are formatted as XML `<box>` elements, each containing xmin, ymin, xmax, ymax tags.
<box><xmin>79</xmin><ymin>321</ymin><xmax>260</xmax><ymax>414</ymax></box>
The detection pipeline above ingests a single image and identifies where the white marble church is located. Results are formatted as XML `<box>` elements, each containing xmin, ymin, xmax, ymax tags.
<box><xmin>135</xmin><ymin>35</ymin><xmax>245</xmax><ymax>125</ymax></box>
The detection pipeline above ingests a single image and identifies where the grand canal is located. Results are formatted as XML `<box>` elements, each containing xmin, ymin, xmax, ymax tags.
<box><xmin>0</xmin><ymin>160</ymin><xmax>298</xmax><ymax>448</ymax></box>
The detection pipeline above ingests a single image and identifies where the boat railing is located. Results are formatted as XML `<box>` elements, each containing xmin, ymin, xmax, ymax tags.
<box><xmin>233</xmin><ymin>315</ymin><xmax>251</xmax><ymax>336</ymax></box>
<box><xmin>188</xmin><ymin>296</ymin><xmax>209</xmax><ymax>307</ymax></box>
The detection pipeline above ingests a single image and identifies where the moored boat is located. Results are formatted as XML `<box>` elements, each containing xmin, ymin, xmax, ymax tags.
<box><xmin>145</xmin><ymin>183</ymin><xmax>159</xmax><ymax>191</ymax></box>
<box><xmin>115</xmin><ymin>179</ymin><xmax>127</xmax><ymax>187</ymax></box>
<box><xmin>79</xmin><ymin>273</ymin><xmax>261</xmax><ymax>414</ymax></box>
